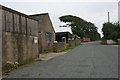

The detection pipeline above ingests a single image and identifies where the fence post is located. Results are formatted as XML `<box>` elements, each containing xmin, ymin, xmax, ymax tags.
<box><xmin>68</xmin><ymin>39</ymin><xmax>71</xmax><ymax>47</ymax></box>
<box><xmin>53</xmin><ymin>41</ymin><xmax>58</xmax><ymax>52</ymax></box>
<box><xmin>62</xmin><ymin>37</ymin><xmax>66</xmax><ymax>50</ymax></box>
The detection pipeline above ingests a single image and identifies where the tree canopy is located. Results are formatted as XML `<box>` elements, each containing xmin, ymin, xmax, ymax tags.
<box><xmin>102</xmin><ymin>22</ymin><xmax>120</xmax><ymax>41</ymax></box>
<box><xmin>59</xmin><ymin>15</ymin><xmax>100</xmax><ymax>41</ymax></box>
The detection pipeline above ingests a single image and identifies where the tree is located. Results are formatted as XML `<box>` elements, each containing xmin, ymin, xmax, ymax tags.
<box><xmin>59</xmin><ymin>15</ymin><xmax>100</xmax><ymax>41</ymax></box>
<box><xmin>102</xmin><ymin>22</ymin><xmax>120</xmax><ymax>41</ymax></box>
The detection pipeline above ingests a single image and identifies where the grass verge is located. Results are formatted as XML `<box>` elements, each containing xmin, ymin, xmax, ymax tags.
<box><xmin>63</xmin><ymin>45</ymin><xmax>80</xmax><ymax>52</ymax></box>
<box><xmin>2</xmin><ymin>58</ymin><xmax>35</xmax><ymax>75</ymax></box>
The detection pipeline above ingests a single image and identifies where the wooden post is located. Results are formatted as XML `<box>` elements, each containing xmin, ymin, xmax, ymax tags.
<box><xmin>108</xmin><ymin>12</ymin><xmax>110</xmax><ymax>23</ymax></box>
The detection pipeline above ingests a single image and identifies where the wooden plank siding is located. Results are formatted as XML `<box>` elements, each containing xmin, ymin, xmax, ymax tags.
<box><xmin>14</xmin><ymin>13</ymin><xmax>20</xmax><ymax>33</ymax></box>
<box><xmin>5</xmin><ymin>10</ymin><xmax>12</xmax><ymax>32</ymax></box>
<box><xmin>2</xmin><ymin>9</ymin><xmax>5</xmax><ymax>31</ymax></box>
<box><xmin>34</xmin><ymin>20</ymin><xmax>38</xmax><ymax>36</ymax></box>
<box><xmin>27</xmin><ymin>18</ymin><xmax>31</xmax><ymax>35</ymax></box>
<box><xmin>2</xmin><ymin>6</ymin><xmax>38</xmax><ymax>36</ymax></box>
<box><xmin>21</xmin><ymin>16</ymin><xmax>26</xmax><ymax>34</ymax></box>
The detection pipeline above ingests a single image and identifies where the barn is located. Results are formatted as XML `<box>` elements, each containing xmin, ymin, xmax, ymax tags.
<box><xmin>1</xmin><ymin>5</ymin><xmax>39</xmax><ymax>66</ymax></box>
<box><xmin>55</xmin><ymin>31</ymin><xmax>72</xmax><ymax>43</ymax></box>
<box><xmin>30</xmin><ymin>13</ymin><xmax>55</xmax><ymax>53</ymax></box>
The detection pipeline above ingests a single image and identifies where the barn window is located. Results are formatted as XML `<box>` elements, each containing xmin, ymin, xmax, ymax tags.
<box><xmin>45</xmin><ymin>32</ymin><xmax>51</xmax><ymax>43</ymax></box>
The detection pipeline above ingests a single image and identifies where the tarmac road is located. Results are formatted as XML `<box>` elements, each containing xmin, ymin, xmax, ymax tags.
<box><xmin>4</xmin><ymin>41</ymin><xmax>118</xmax><ymax>78</ymax></box>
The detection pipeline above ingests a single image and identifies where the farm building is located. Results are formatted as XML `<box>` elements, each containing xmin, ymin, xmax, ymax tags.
<box><xmin>1</xmin><ymin>5</ymin><xmax>39</xmax><ymax>67</ymax></box>
<box><xmin>30</xmin><ymin>13</ymin><xmax>55</xmax><ymax>53</ymax></box>
<box><xmin>55</xmin><ymin>32</ymin><xmax>72</xmax><ymax>43</ymax></box>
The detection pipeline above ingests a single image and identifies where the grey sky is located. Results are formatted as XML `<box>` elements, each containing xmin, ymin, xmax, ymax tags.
<box><xmin>1</xmin><ymin>0</ymin><xmax>119</xmax><ymax>37</ymax></box>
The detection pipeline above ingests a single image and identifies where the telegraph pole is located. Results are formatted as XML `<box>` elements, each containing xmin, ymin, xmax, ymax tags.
<box><xmin>118</xmin><ymin>1</ymin><xmax>120</xmax><ymax>24</ymax></box>
<box><xmin>108</xmin><ymin>12</ymin><xmax>110</xmax><ymax>23</ymax></box>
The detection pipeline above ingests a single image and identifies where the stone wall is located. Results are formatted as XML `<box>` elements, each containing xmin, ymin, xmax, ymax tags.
<box><xmin>2</xmin><ymin>32</ymin><xmax>39</xmax><ymax>67</ymax></box>
<box><xmin>107</xmin><ymin>40</ymin><xmax>117</xmax><ymax>45</ymax></box>
<box><xmin>53</xmin><ymin>37</ymin><xmax>81</xmax><ymax>52</ymax></box>
<box><xmin>53</xmin><ymin>37</ymin><xmax>66</xmax><ymax>52</ymax></box>
<box><xmin>68</xmin><ymin>39</ymin><xmax>81</xmax><ymax>47</ymax></box>
<box><xmin>117</xmin><ymin>39</ymin><xmax>120</xmax><ymax>45</ymax></box>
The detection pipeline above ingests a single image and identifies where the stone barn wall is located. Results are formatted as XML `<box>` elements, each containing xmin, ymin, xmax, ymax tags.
<box><xmin>30</xmin><ymin>13</ymin><xmax>55</xmax><ymax>53</ymax></box>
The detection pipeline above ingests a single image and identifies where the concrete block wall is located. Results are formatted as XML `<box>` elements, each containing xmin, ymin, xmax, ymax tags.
<box><xmin>2</xmin><ymin>32</ymin><xmax>39</xmax><ymax>66</ymax></box>
<box><xmin>2</xmin><ymin>32</ymin><xmax>15</xmax><ymax>65</ymax></box>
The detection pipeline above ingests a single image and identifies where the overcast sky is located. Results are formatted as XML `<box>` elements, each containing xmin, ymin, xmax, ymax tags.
<box><xmin>1</xmin><ymin>0</ymin><xmax>119</xmax><ymax>37</ymax></box>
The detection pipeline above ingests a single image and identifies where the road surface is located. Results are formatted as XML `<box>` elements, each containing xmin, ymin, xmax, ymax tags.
<box><xmin>4</xmin><ymin>41</ymin><xmax>118</xmax><ymax>78</ymax></box>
